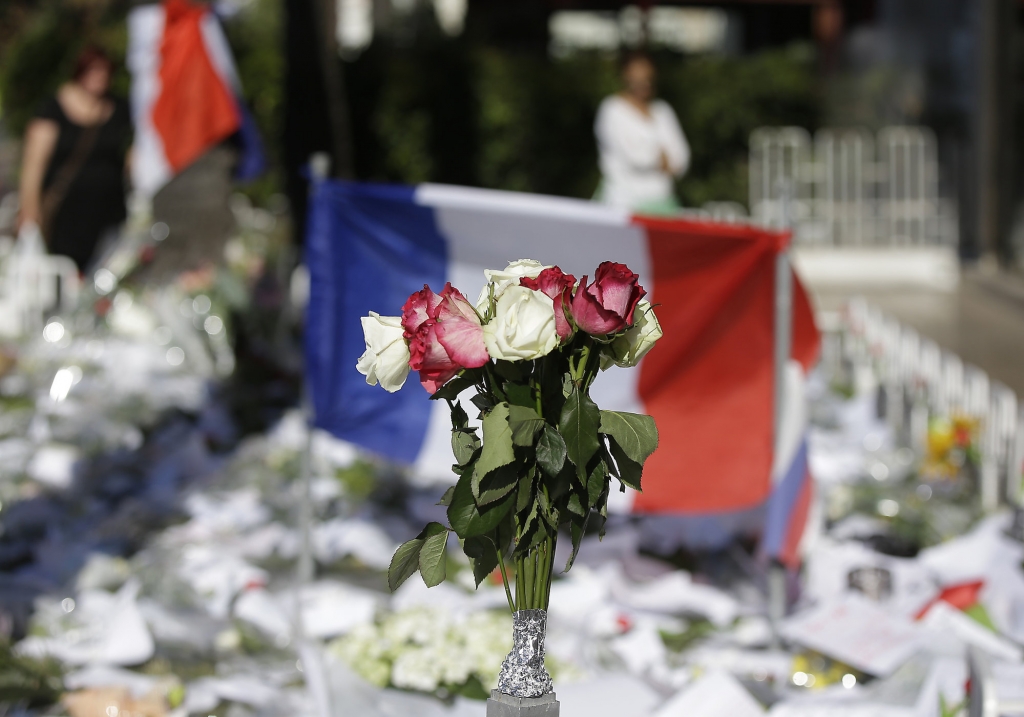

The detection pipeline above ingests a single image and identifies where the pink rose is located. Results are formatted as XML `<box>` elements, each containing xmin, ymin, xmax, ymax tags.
<box><xmin>570</xmin><ymin>262</ymin><xmax>646</xmax><ymax>335</ymax></box>
<box><xmin>408</xmin><ymin>321</ymin><xmax>459</xmax><ymax>394</ymax></box>
<box><xmin>434</xmin><ymin>285</ymin><xmax>490</xmax><ymax>368</ymax></box>
<box><xmin>401</xmin><ymin>283</ymin><xmax>488</xmax><ymax>393</ymax></box>
<box><xmin>520</xmin><ymin>267</ymin><xmax>577</xmax><ymax>341</ymax></box>
<box><xmin>401</xmin><ymin>286</ymin><xmax>444</xmax><ymax>337</ymax></box>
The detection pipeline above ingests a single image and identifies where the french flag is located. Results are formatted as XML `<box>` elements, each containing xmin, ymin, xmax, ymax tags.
<box><xmin>305</xmin><ymin>181</ymin><xmax>819</xmax><ymax>524</ymax></box>
<box><xmin>127</xmin><ymin>0</ymin><xmax>264</xmax><ymax>198</ymax></box>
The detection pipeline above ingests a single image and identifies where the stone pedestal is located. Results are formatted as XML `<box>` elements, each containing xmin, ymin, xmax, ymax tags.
<box><xmin>486</xmin><ymin>690</ymin><xmax>559</xmax><ymax>716</ymax></box>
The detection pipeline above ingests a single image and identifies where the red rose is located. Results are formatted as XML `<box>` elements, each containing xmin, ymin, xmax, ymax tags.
<box><xmin>520</xmin><ymin>267</ymin><xmax>577</xmax><ymax>340</ymax></box>
<box><xmin>401</xmin><ymin>283</ymin><xmax>488</xmax><ymax>393</ymax></box>
<box><xmin>570</xmin><ymin>262</ymin><xmax>646</xmax><ymax>335</ymax></box>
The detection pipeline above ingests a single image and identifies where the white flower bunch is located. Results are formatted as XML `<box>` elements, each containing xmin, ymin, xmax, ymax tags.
<box><xmin>329</xmin><ymin>607</ymin><xmax>516</xmax><ymax>696</ymax></box>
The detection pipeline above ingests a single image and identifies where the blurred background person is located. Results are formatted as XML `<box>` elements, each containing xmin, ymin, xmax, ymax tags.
<box><xmin>16</xmin><ymin>45</ymin><xmax>131</xmax><ymax>272</ymax></box>
<box><xmin>594</xmin><ymin>51</ymin><xmax>690</xmax><ymax>214</ymax></box>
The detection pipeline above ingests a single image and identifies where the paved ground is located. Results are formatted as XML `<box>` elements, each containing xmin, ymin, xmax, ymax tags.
<box><xmin>810</xmin><ymin>269</ymin><xmax>1024</xmax><ymax>397</ymax></box>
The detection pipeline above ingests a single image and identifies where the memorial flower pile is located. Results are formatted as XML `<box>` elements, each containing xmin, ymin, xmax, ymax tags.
<box><xmin>357</xmin><ymin>259</ymin><xmax>661</xmax><ymax>612</ymax></box>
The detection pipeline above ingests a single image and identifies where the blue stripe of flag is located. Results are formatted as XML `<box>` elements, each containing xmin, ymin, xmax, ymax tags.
<box><xmin>762</xmin><ymin>439</ymin><xmax>809</xmax><ymax>558</ymax></box>
<box><xmin>304</xmin><ymin>180</ymin><xmax>447</xmax><ymax>462</ymax></box>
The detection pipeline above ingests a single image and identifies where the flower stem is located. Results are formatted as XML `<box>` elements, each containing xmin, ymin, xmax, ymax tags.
<box><xmin>545</xmin><ymin>533</ymin><xmax>557</xmax><ymax>607</ymax></box>
<box><xmin>496</xmin><ymin>547</ymin><xmax>515</xmax><ymax>614</ymax></box>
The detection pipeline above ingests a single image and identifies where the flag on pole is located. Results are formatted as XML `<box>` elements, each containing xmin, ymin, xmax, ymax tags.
<box><xmin>762</xmin><ymin>360</ymin><xmax>815</xmax><ymax>567</ymax></box>
<box><xmin>127</xmin><ymin>0</ymin><xmax>265</xmax><ymax>198</ymax></box>
<box><xmin>305</xmin><ymin>181</ymin><xmax>819</xmax><ymax>516</ymax></box>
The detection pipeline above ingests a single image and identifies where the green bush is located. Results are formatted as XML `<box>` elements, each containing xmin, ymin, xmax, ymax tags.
<box><xmin>661</xmin><ymin>44</ymin><xmax>820</xmax><ymax>207</ymax></box>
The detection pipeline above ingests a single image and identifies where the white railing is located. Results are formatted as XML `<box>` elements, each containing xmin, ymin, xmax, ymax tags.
<box><xmin>750</xmin><ymin>126</ymin><xmax>958</xmax><ymax>247</ymax></box>
<box><xmin>840</xmin><ymin>298</ymin><xmax>1023</xmax><ymax>509</ymax></box>
<box><xmin>0</xmin><ymin>223</ymin><xmax>81</xmax><ymax>337</ymax></box>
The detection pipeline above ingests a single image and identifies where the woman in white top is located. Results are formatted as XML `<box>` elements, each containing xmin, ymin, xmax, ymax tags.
<box><xmin>595</xmin><ymin>52</ymin><xmax>690</xmax><ymax>213</ymax></box>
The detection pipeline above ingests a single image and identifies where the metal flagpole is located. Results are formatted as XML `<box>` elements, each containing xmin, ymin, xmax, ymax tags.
<box><xmin>294</xmin><ymin>153</ymin><xmax>332</xmax><ymax>717</ymax></box>
<box><xmin>768</xmin><ymin>179</ymin><xmax>795</xmax><ymax>638</ymax></box>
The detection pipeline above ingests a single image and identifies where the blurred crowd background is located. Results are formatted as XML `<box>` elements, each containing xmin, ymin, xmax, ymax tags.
<box><xmin>1</xmin><ymin>0</ymin><xmax>1021</xmax><ymax>263</ymax></box>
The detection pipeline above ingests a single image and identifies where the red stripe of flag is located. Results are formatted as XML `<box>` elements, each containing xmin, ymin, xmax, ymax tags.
<box><xmin>153</xmin><ymin>0</ymin><xmax>240</xmax><ymax>173</ymax></box>
<box><xmin>631</xmin><ymin>216</ymin><xmax>819</xmax><ymax>514</ymax></box>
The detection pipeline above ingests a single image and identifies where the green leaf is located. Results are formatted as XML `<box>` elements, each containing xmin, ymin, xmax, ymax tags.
<box><xmin>548</xmin><ymin>466</ymin><xmax>572</xmax><ymax>502</ymax></box>
<box><xmin>494</xmin><ymin>360</ymin><xmax>528</xmax><ymax>383</ymax></box>
<box><xmin>595</xmin><ymin>497</ymin><xmax>609</xmax><ymax>539</ymax></box>
<box><xmin>418</xmin><ymin>523</ymin><xmax>449</xmax><ymax>588</ymax></box>
<box><xmin>448</xmin><ymin>399</ymin><xmax>470</xmax><ymax>429</ymax></box>
<box><xmin>587</xmin><ymin>459</ymin><xmax>609</xmax><ymax>507</ymax></box>
<box><xmin>567</xmin><ymin>492</ymin><xmax>586</xmax><ymax>517</ymax></box>
<box><xmin>452</xmin><ymin>429</ymin><xmax>480</xmax><ymax>467</ymax></box>
<box><xmin>436</xmin><ymin>486</ymin><xmax>455</xmax><ymax>506</ymax></box>
<box><xmin>516</xmin><ymin>470</ymin><xmax>534</xmax><ymax>514</ymax></box>
<box><xmin>463</xmin><ymin>535</ymin><xmax>499</xmax><ymax>588</ymax></box>
<box><xmin>537</xmin><ymin>490</ymin><xmax>558</xmax><ymax>529</ymax></box>
<box><xmin>433</xmin><ymin>373</ymin><xmax>479</xmax><ymax>401</ymax></box>
<box><xmin>472</xmin><ymin>403</ymin><xmax>515</xmax><ymax>484</ymax></box>
<box><xmin>475</xmin><ymin>462</ymin><xmax>519</xmax><ymax>505</ymax></box>
<box><xmin>448</xmin><ymin>474</ymin><xmax>515</xmax><ymax>537</ymax></box>
<box><xmin>471</xmin><ymin>393</ymin><xmax>496</xmax><ymax>413</ymax></box>
<box><xmin>517</xmin><ymin>498</ymin><xmax>538</xmax><ymax>539</ymax></box>
<box><xmin>513</xmin><ymin>511</ymin><xmax>550</xmax><ymax>558</ymax></box>
<box><xmin>526</xmin><ymin>520</ymin><xmax>552</xmax><ymax>554</ymax></box>
<box><xmin>607</xmin><ymin>437</ymin><xmax>643</xmax><ymax>492</ymax></box>
<box><xmin>536</xmin><ymin>425</ymin><xmax>567</xmax><ymax>477</ymax></box>
<box><xmin>559</xmin><ymin>386</ymin><xmax>601</xmax><ymax>474</ymax></box>
<box><xmin>388</xmin><ymin>538</ymin><xmax>424</xmax><ymax>592</ymax></box>
<box><xmin>504</xmin><ymin>382</ymin><xmax>535</xmax><ymax>408</ymax></box>
<box><xmin>565</xmin><ymin>513</ymin><xmax>590</xmax><ymax>572</ymax></box>
<box><xmin>599</xmin><ymin>411</ymin><xmax>659</xmax><ymax>464</ymax></box>
<box><xmin>508</xmin><ymin>405</ymin><xmax>545</xmax><ymax>447</ymax></box>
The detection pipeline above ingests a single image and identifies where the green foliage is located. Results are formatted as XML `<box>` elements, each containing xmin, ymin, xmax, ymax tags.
<box><xmin>222</xmin><ymin>0</ymin><xmax>285</xmax><ymax>205</ymax></box>
<box><xmin>472</xmin><ymin>403</ymin><xmax>515</xmax><ymax>494</ymax></box>
<box><xmin>559</xmin><ymin>385</ymin><xmax>602</xmax><ymax>476</ymax></box>
<box><xmin>474</xmin><ymin>50</ymin><xmax>615</xmax><ymax>197</ymax></box>
<box><xmin>0</xmin><ymin>639</ymin><xmax>63</xmax><ymax>707</ymax></box>
<box><xmin>659</xmin><ymin>44</ymin><xmax>820</xmax><ymax>207</ymax></box>
<box><xmin>334</xmin><ymin>460</ymin><xmax>377</xmax><ymax>500</ymax></box>
<box><xmin>388</xmin><ymin>535</ymin><xmax>426</xmax><ymax>592</ymax></box>
<box><xmin>389</xmin><ymin>327</ymin><xmax>660</xmax><ymax>613</ymax></box>
<box><xmin>417</xmin><ymin>522</ymin><xmax>449</xmax><ymax>587</ymax></box>
<box><xmin>659</xmin><ymin>619</ymin><xmax>715</xmax><ymax>652</ymax></box>
<box><xmin>388</xmin><ymin>521</ymin><xmax>450</xmax><ymax>591</ymax></box>
<box><xmin>599</xmin><ymin>411</ymin><xmax>658</xmax><ymax>465</ymax></box>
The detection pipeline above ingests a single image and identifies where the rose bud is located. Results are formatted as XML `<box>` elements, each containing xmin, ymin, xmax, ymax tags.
<box><xmin>602</xmin><ymin>300</ymin><xmax>663</xmax><ymax>369</ymax></box>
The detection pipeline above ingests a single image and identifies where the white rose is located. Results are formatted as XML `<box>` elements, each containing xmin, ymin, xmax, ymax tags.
<box><xmin>476</xmin><ymin>259</ymin><xmax>551</xmax><ymax>313</ymax></box>
<box><xmin>356</xmin><ymin>313</ymin><xmax>411</xmax><ymax>392</ymax></box>
<box><xmin>482</xmin><ymin>285</ymin><xmax>558</xmax><ymax>361</ymax></box>
<box><xmin>603</xmin><ymin>300</ymin><xmax>663</xmax><ymax>369</ymax></box>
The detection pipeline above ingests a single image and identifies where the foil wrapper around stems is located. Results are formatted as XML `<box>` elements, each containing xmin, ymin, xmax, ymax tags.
<box><xmin>497</xmin><ymin>609</ymin><xmax>553</xmax><ymax>698</ymax></box>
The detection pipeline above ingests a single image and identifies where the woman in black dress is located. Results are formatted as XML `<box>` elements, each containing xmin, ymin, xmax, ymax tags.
<box><xmin>17</xmin><ymin>46</ymin><xmax>132</xmax><ymax>272</ymax></box>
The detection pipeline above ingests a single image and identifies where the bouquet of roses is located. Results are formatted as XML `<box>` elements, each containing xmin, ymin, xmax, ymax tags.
<box><xmin>357</xmin><ymin>259</ymin><xmax>661</xmax><ymax>613</ymax></box>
